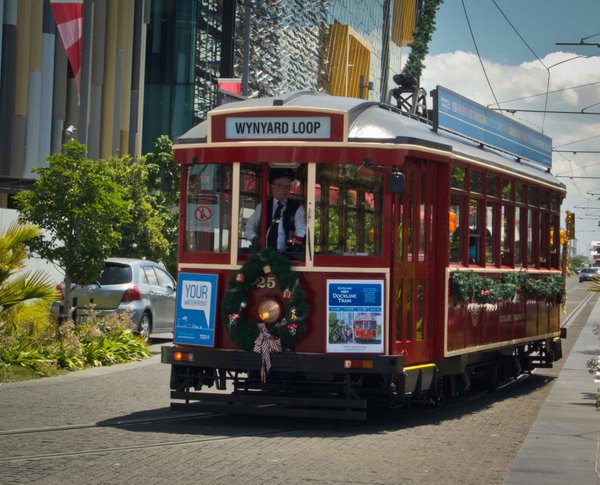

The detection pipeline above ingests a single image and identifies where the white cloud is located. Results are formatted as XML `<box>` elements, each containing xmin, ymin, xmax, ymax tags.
<box><xmin>420</xmin><ymin>51</ymin><xmax>600</xmax><ymax>254</ymax></box>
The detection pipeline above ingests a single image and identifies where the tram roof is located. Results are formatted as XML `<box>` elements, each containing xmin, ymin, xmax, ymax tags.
<box><xmin>178</xmin><ymin>91</ymin><xmax>564</xmax><ymax>190</ymax></box>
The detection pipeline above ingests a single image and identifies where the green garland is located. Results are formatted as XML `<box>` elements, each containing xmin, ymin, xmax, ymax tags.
<box><xmin>402</xmin><ymin>0</ymin><xmax>444</xmax><ymax>77</ymax></box>
<box><xmin>451</xmin><ymin>270</ymin><xmax>565</xmax><ymax>305</ymax></box>
<box><xmin>221</xmin><ymin>248</ymin><xmax>308</xmax><ymax>351</ymax></box>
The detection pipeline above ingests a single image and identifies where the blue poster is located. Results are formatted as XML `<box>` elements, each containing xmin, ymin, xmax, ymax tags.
<box><xmin>326</xmin><ymin>279</ymin><xmax>384</xmax><ymax>353</ymax></box>
<box><xmin>174</xmin><ymin>273</ymin><xmax>218</xmax><ymax>346</ymax></box>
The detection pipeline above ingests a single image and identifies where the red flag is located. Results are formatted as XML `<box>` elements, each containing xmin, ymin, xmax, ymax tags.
<box><xmin>50</xmin><ymin>0</ymin><xmax>83</xmax><ymax>94</ymax></box>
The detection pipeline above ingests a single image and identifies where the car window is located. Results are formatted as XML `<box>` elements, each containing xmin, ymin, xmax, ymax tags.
<box><xmin>143</xmin><ymin>266</ymin><xmax>159</xmax><ymax>286</ymax></box>
<box><xmin>99</xmin><ymin>264</ymin><xmax>132</xmax><ymax>285</ymax></box>
<box><xmin>139</xmin><ymin>270</ymin><xmax>149</xmax><ymax>284</ymax></box>
<box><xmin>155</xmin><ymin>267</ymin><xmax>175</xmax><ymax>288</ymax></box>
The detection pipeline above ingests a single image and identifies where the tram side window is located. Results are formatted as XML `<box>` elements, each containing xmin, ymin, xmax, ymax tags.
<box><xmin>527</xmin><ymin>208</ymin><xmax>537</xmax><ymax>266</ymax></box>
<box><xmin>315</xmin><ymin>164</ymin><xmax>383</xmax><ymax>256</ymax></box>
<box><xmin>468</xmin><ymin>199</ymin><xmax>483</xmax><ymax>265</ymax></box>
<box><xmin>514</xmin><ymin>208</ymin><xmax>523</xmax><ymax>266</ymax></box>
<box><xmin>486</xmin><ymin>202</ymin><xmax>498</xmax><ymax>266</ymax></box>
<box><xmin>185</xmin><ymin>164</ymin><xmax>232</xmax><ymax>253</ymax></box>
<box><xmin>501</xmin><ymin>205</ymin><xmax>514</xmax><ymax>266</ymax></box>
<box><xmin>449</xmin><ymin>195</ymin><xmax>463</xmax><ymax>263</ymax></box>
<box><xmin>540</xmin><ymin>212</ymin><xmax>549</xmax><ymax>267</ymax></box>
<box><xmin>550</xmin><ymin>213</ymin><xmax>560</xmax><ymax>268</ymax></box>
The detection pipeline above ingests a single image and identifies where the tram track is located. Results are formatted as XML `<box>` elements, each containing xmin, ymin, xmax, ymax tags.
<box><xmin>0</xmin><ymin>412</ymin><xmax>315</xmax><ymax>463</ymax></box>
<box><xmin>0</xmin><ymin>411</ymin><xmax>213</xmax><ymax>437</ymax></box>
<box><xmin>561</xmin><ymin>290</ymin><xmax>595</xmax><ymax>329</ymax></box>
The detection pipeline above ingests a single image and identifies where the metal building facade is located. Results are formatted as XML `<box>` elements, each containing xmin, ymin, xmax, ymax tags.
<box><xmin>0</xmin><ymin>0</ymin><xmax>417</xmax><ymax>204</ymax></box>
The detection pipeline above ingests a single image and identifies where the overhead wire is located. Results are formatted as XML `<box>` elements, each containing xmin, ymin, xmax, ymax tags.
<box><xmin>490</xmin><ymin>0</ymin><xmax>551</xmax><ymax>131</ymax></box>
<box><xmin>460</xmin><ymin>0</ymin><xmax>500</xmax><ymax>109</ymax></box>
<box><xmin>489</xmin><ymin>80</ymin><xmax>600</xmax><ymax>106</ymax></box>
<box><xmin>554</xmin><ymin>133</ymin><xmax>600</xmax><ymax>149</ymax></box>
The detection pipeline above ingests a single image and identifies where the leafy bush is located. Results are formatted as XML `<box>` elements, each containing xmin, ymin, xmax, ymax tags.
<box><xmin>0</xmin><ymin>221</ymin><xmax>151</xmax><ymax>381</ymax></box>
<box><xmin>0</xmin><ymin>309</ymin><xmax>151</xmax><ymax>379</ymax></box>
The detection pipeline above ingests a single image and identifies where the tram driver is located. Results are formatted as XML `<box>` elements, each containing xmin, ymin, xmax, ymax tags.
<box><xmin>244</xmin><ymin>168</ymin><xmax>306</xmax><ymax>257</ymax></box>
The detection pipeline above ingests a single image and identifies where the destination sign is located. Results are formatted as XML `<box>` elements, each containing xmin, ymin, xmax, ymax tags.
<box><xmin>225</xmin><ymin>116</ymin><xmax>331</xmax><ymax>140</ymax></box>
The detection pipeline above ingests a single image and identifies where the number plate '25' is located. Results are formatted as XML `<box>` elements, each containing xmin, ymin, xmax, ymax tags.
<box><xmin>255</xmin><ymin>276</ymin><xmax>276</xmax><ymax>289</ymax></box>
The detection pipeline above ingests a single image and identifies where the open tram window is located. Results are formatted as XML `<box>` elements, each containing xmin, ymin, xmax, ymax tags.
<box><xmin>449</xmin><ymin>194</ymin><xmax>464</xmax><ymax>264</ymax></box>
<box><xmin>315</xmin><ymin>163</ymin><xmax>383</xmax><ymax>256</ymax></box>
<box><xmin>486</xmin><ymin>201</ymin><xmax>498</xmax><ymax>266</ymax></box>
<box><xmin>514</xmin><ymin>208</ymin><xmax>524</xmax><ymax>266</ymax></box>
<box><xmin>468</xmin><ymin>198</ymin><xmax>483</xmax><ymax>265</ymax></box>
<box><xmin>540</xmin><ymin>211</ymin><xmax>549</xmax><ymax>267</ymax></box>
<box><xmin>501</xmin><ymin>204</ymin><xmax>514</xmax><ymax>266</ymax></box>
<box><xmin>527</xmin><ymin>208</ymin><xmax>538</xmax><ymax>267</ymax></box>
<box><xmin>184</xmin><ymin>163</ymin><xmax>232</xmax><ymax>253</ymax></box>
<box><xmin>550</xmin><ymin>213</ymin><xmax>560</xmax><ymax>268</ymax></box>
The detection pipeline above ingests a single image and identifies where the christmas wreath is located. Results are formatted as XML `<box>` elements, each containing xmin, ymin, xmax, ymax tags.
<box><xmin>222</xmin><ymin>248</ymin><xmax>309</xmax><ymax>352</ymax></box>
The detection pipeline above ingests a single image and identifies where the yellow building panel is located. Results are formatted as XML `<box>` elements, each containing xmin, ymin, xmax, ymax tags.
<box><xmin>348</xmin><ymin>35</ymin><xmax>370</xmax><ymax>99</ymax></box>
<box><xmin>326</xmin><ymin>24</ymin><xmax>371</xmax><ymax>99</ymax></box>
<box><xmin>392</xmin><ymin>0</ymin><xmax>418</xmax><ymax>47</ymax></box>
<box><xmin>327</xmin><ymin>23</ymin><xmax>349</xmax><ymax>97</ymax></box>
<box><xmin>100</xmin><ymin>0</ymin><xmax>119</xmax><ymax>158</ymax></box>
<box><xmin>14</xmin><ymin>0</ymin><xmax>33</xmax><ymax>116</ymax></box>
<box><xmin>117</xmin><ymin>0</ymin><xmax>135</xmax><ymax>156</ymax></box>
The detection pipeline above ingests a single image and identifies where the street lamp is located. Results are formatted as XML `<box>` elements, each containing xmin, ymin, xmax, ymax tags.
<box><xmin>65</xmin><ymin>125</ymin><xmax>78</xmax><ymax>140</ymax></box>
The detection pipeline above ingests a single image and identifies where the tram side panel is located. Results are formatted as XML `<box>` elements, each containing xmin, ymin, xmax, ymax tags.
<box><xmin>446</xmin><ymin>273</ymin><xmax>562</xmax><ymax>355</ymax></box>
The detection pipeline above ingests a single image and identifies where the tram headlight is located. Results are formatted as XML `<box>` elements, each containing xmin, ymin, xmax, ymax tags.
<box><xmin>257</xmin><ymin>298</ymin><xmax>282</xmax><ymax>324</ymax></box>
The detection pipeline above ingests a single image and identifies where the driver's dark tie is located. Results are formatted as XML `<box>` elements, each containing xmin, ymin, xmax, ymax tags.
<box><xmin>267</xmin><ymin>202</ymin><xmax>283</xmax><ymax>249</ymax></box>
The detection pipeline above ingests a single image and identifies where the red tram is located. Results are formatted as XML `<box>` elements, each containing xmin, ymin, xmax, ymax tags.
<box><xmin>353</xmin><ymin>317</ymin><xmax>378</xmax><ymax>343</ymax></box>
<box><xmin>162</xmin><ymin>88</ymin><xmax>565</xmax><ymax>419</ymax></box>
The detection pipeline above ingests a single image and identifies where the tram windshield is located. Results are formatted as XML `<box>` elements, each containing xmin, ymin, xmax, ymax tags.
<box><xmin>183</xmin><ymin>161</ymin><xmax>385</xmax><ymax>260</ymax></box>
<box><xmin>185</xmin><ymin>163</ymin><xmax>232</xmax><ymax>253</ymax></box>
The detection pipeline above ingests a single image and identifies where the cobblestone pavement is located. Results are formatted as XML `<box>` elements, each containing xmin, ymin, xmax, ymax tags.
<box><xmin>0</xmin><ymin>280</ymin><xmax>593</xmax><ymax>485</ymax></box>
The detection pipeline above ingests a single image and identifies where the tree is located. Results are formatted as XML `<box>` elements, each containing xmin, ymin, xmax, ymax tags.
<box><xmin>14</xmin><ymin>140</ymin><xmax>130</xmax><ymax>319</ymax></box>
<box><xmin>108</xmin><ymin>155</ymin><xmax>170</xmax><ymax>264</ymax></box>
<box><xmin>0</xmin><ymin>222</ymin><xmax>57</xmax><ymax>326</ymax></box>
<box><xmin>143</xmin><ymin>135</ymin><xmax>180</xmax><ymax>275</ymax></box>
<box><xmin>569</xmin><ymin>254</ymin><xmax>588</xmax><ymax>272</ymax></box>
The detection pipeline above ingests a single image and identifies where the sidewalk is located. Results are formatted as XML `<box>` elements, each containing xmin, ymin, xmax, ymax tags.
<box><xmin>504</xmin><ymin>298</ymin><xmax>600</xmax><ymax>484</ymax></box>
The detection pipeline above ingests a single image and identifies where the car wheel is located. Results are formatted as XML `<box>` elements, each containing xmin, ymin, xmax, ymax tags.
<box><xmin>138</xmin><ymin>311</ymin><xmax>153</xmax><ymax>343</ymax></box>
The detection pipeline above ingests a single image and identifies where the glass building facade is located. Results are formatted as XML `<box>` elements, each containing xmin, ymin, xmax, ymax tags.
<box><xmin>143</xmin><ymin>0</ymin><xmax>199</xmax><ymax>152</ymax></box>
<box><xmin>141</xmin><ymin>0</ymin><xmax>417</xmax><ymax>151</ymax></box>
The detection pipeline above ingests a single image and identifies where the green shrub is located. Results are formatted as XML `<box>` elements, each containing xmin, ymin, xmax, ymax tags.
<box><xmin>0</xmin><ymin>308</ymin><xmax>151</xmax><ymax>380</ymax></box>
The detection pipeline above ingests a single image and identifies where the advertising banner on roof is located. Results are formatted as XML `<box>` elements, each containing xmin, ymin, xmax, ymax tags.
<box><xmin>433</xmin><ymin>86</ymin><xmax>553</xmax><ymax>169</ymax></box>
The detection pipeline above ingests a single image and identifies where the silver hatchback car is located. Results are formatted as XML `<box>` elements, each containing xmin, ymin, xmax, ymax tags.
<box><xmin>51</xmin><ymin>258</ymin><xmax>177</xmax><ymax>340</ymax></box>
<box><xmin>579</xmin><ymin>267</ymin><xmax>599</xmax><ymax>283</ymax></box>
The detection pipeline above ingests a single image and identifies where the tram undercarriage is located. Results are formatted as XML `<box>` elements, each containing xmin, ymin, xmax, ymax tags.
<box><xmin>163</xmin><ymin>337</ymin><xmax>562</xmax><ymax>420</ymax></box>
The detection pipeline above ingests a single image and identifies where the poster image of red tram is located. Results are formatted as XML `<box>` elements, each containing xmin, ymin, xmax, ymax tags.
<box><xmin>326</xmin><ymin>279</ymin><xmax>384</xmax><ymax>353</ymax></box>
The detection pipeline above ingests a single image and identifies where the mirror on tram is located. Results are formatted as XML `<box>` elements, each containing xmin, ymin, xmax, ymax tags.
<box><xmin>388</xmin><ymin>172</ymin><xmax>405</xmax><ymax>194</ymax></box>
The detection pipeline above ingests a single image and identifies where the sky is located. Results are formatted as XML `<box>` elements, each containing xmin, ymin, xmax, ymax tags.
<box><xmin>418</xmin><ymin>0</ymin><xmax>600</xmax><ymax>255</ymax></box>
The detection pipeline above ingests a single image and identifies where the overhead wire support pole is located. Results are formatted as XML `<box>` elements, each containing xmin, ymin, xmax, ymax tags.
<box><xmin>556</xmin><ymin>42</ymin><xmax>600</xmax><ymax>47</ymax></box>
